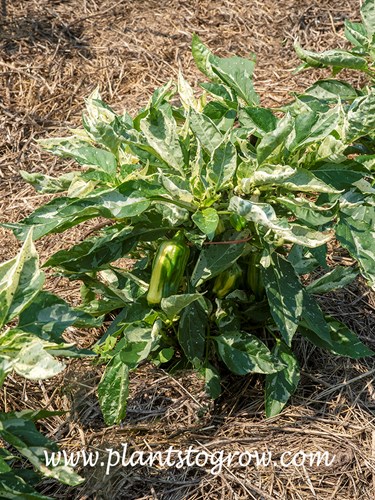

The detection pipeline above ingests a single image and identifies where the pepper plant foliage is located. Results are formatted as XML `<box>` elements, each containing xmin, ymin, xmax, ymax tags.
<box><xmin>0</xmin><ymin>233</ymin><xmax>90</xmax><ymax>496</ymax></box>
<box><xmin>4</xmin><ymin>0</ymin><xmax>375</xmax><ymax>424</ymax></box>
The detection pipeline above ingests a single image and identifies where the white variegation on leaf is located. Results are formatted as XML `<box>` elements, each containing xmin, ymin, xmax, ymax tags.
<box><xmin>13</xmin><ymin>340</ymin><xmax>65</xmax><ymax>380</ymax></box>
<box><xmin>0</xmin><ymin>229</ymin><xmax>44</xmax><ymax>327</ymax></box>
<box><xmin>241</xmin><ymin>165</ymin><xmax>341</xmax><ymax>194</ymax></box>
<box><xmin>229</xmin><ymin>196</ymin><xmax>333</xmax><ymax>247</ymax></box>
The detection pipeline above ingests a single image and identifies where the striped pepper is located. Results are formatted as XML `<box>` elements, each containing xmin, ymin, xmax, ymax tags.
<box><xmin>247</xmin><ymin>251</ymin><xmax>265</xmax><ymax>300</ymax></box>
<box><xmin>146</xmin><ymin>232</ymin><xmax>190</xmax><ymax>305</ymax></box>
<box><xmin>212</xmin><ymin>262</ymin><xmax>242</xmax><ymax>299</ymax></box>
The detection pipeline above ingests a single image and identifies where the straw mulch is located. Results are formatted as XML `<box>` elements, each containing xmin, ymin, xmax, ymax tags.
<box><xmin>1</xmin><ymin>1</ymin><xmax>375</xmax><ymax>499</ymax></box>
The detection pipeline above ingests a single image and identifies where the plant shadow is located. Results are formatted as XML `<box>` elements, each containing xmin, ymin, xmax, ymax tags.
<box><xmin>0</xmin><ymin>11</ymin><xmax>91</xmax><ymax>59</ymax></box>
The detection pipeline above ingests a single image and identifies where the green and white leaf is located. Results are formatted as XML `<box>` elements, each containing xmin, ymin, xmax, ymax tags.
<box><xmin>276</xmin><ymin>195</ymin><xmax>338</xmax><ymax>227</ymax></box>
<box><xmin>294</xmin><ymin>42</ymin><xmax>368</xmax><ymax>71</ymax></box>
<box><xmin>210</xmin><ymin>54</ymin><xmax>259</xmax><ymax>106</ymax></box>
<box><xmin>345</xmin><ymin>21</ymin><xmax>370</xmax><ymax>48</ymax></box>
<box><xmin>178</xmin><ymin>71</ymin><xmax>200</xmax><ymax>111</ymax></box>
<box><xmin>287</xmin><ymin>103</ymin><xmax>343</xmax><ymax>153</ymax></box>
<box><xmin>140</xmin><ymin>104</ymin><xmax>185</xmax><ymax>175</ymax></box>
<box><xmin>178</xmin><ymin>300</ymin><xmax>208</xmax><ymax>363</ymax></box>
<box><xmin>161</xmin><ymin>293</ymin><xmax>205</xmax><ymax>320</ymax></box>
<box><xmin>191</xmin><ymin>238</ymin><xmax>245</xmax><ymax>286</ymax></box>
<box><xmin>361</xmin><ymin>0</ymin><xmax>375</xmax><ymax>38</ymax></box>
<box><xmin>300</xmin><ymin>291</ymin><xmax>333</xmax><ymax>345</ymax></box>
<box><xmin>229</xmin><ymin>196</ymin><xmax>333</xmax><ymax>247</ymax></box>
<box><xmin>265</xmin><ymin>342</ymin><xmax>300</xmax><ymax>417</ymax></box>
<box><xmin>17</xmin><ymin>291</ymin><xmax>102</xmax><ymax>340</ymax></box>
<box><xmin>312</xmin><ymin>162</ymin><xmax>370</xmax><ymax>191</ymax></box>
<box><xmin>215</xmin><ymin>331</ymin><xmax>285</xmax><ymax>375</ymax></box>
<box><xmin>12</xmin><ymin>340</ymin><xmax>65</xmax><ymax>380</ymax></box>
<box><xmin>118</xmin><ymin>321</ymin><xmax>161</xmax><ymax>368</ymax></box>
<box><xmin>344</xmin><ymin>91</ymin><xmax>375</xmax><ymax>142</ymax></box>
<box><xmin>192</xmin><ymin>208</ymin><xmax>219</xmax><ymax>240</ymax></box>
<box><xmin>191</xmin><ymin>34</ymin><xmax>217</xmax><ymax>80</ymax></box>
<box><xmin>299</xmin><ymin>317</ymin><xmax>374</xmax><ymax>358</ymax></box>
<box><xmin>207</xmin><ymin>140</ymin><xmax>237</xmax><ymax>191</ymax></box>
<box><xmin>45</xmin><ymin>225</ymin><xmax>169</xmax><ymax>273</ymax></box>
<box><xmin>202</xmin><ymin>362</ymin><xmax>221</xmax><ymax>399</ymax></box>
<box><xmin>241</xmin><ymin>165</ymin><xmax>341</xmax><ymax>194</ymax></box>
<box><xmin>256</xmin><ymin>113</ymin><xmax>294</xmax><ymax>165</ymax></box>
<box><xmin>160</xmin><ymin>175</ymin><xmax>195</xmax><ymax>204</ymax></box>
<box><xmin>98</xmin><ymin>353</ymin><xmax>129</xmax><ymax>425</ymax></box>
<box><xmin>0</xmin><ymin>356</ymin><xmax>15</xmax><ymax>387</ymax></box>
<box><xmin>238</xmin><ymin>107</ymin><xmax>277</xmax><ymax>135</ymax></box>
<box><xmin>0</xmin><ymin>230</ymin><xmax>44</xmax><ymax>327</ymax></box>
<box><xmin>336</xmin><ymin>206</ymin><xmax>375</xmax><ymax>290</ymax></box>
<box><xmin>301</xmin><ymin>79</ymin><xmax>358</xmax><ymax>102</ymax></box>
<box><xmin>306</xmin><ymin>266</ymin><xmax>358</xmax><ymax>295</ymax></box>
<box><xmin>0</xmin><ymin>411</ymin><xmax>83</xmax><ymax>488</ymax></box>
<box><xmin>20</xmin><ymin>170</ymin><xmax>76</xmax><ymax>194</ymax></box>
<box><xmin>5</xmin><ymin>180</ymin><xmax>169</xmax><ymax>241</ymax></box>
<box><xmin>189</xmin><ymin>109</ymin><xmax>223</xmax><ymax>155</ymax></box>
<box><xmin>261</xmin><ymin>253</ymin><xmax>304</xmax><ymax>345</ymax></box>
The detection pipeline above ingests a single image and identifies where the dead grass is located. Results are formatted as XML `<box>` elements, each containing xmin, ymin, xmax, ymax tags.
<box><xmin>1</xmin><ymin>0</ymin><xmax>375</xmax><ymax>498</ymax></box>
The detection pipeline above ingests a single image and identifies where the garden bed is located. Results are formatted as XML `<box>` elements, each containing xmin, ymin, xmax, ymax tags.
<box><xmin>1</xmin><ymin>1</ymin><xmax>374</xmax><ymax>499</ymax></box>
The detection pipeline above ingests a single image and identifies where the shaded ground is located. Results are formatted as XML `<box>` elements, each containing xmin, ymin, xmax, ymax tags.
<box><xmin>1</xmin><ymin>1</ymin><xmax>375</xmax><ymax>499</ymax></box>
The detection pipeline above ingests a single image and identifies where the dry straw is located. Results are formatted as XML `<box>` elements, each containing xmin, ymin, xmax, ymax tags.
<box><xmin>1</xmin><ymin>1</ymin><xmax>374</xmax><ymax>498</ymax></box>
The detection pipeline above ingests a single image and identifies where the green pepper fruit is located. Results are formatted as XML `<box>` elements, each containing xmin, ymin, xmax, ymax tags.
<box><xmin>215</xmin><ymin>219</ymin><xmax>226</xmax><ymax>236</ymax></box>
<box><xmin>147</xmin><ymin>232</ymin><xmax>190</xmax><ymax>305</ymax></box>
<box><xmin>212</xmin><ymin>262</ymin><xmax>242</xmax><ymax>299</ymax></box>
<box><xmin>247</xmin><ymin>251</ymin><xmax>265</xmax><ymax>300</ymax></box>
<box><xmin>229</xmin><ymin>213</ymin><xmax>247</xmax><ymax>231</ymax></box>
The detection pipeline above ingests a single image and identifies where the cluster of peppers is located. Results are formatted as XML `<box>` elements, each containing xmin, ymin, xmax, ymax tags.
<box><xmin>146</xmin><ymin>230</ymin><xmax>265</xmax><ymax>305</ymax></box>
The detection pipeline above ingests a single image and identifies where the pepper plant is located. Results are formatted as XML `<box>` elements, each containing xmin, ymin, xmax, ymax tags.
<box><xmin>3</xmin><ymin>0</ymin><xmax>375</xmax><ymax>425</ymax></box>
<box><xmin>0</xmin><ymin>233</ymin><xmax>92</xmax><ymax>497</ymax></box>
